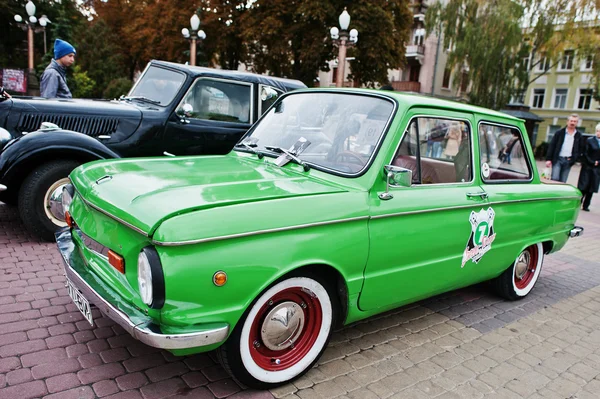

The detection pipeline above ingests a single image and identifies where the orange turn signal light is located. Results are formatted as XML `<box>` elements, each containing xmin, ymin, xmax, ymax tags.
<box><xmin>65</xmin><ymin>211</ymin><xmax>74</xmax><ymax>228</ymax></box>
<box><xmin>108</xmin><ymin>250</ymin><xmax>125</xmax><ymax>274</ymax></box>
<box><xmin>213</xmin><ymin>271</ymin><xmax>227</xmax><ymax>287</ymax></box>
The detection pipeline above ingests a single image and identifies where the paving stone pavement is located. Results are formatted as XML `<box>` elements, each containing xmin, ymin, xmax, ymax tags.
<box><xmin>0</xmin><ymin>170</ymin><xmax>598</xmax><ymax>399</ymax></box>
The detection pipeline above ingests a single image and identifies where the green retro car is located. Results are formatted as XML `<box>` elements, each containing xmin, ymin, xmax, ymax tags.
<box><xmin>57</xmin><ymin>89</ymin><xmax>583</xmax><ymax>388</ymax></box>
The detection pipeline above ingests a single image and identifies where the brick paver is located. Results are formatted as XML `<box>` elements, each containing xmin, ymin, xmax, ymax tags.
<box><xmin>0</xmin><ymin>161</ymin><xmax>598</xmax><ymax>398</ymax></box>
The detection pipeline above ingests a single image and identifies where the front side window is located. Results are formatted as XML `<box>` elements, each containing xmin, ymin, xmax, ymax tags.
<box><xmin>241</xmin><ymin>92</ymin><xmax>394</xmax><ymax>175</ymax></box>
<box><xmin>177</xmin><ymin>79</ymin><xmax>252</xmax><ymax>123</ymax></box>
<box><xmin>392</xmin><ymin>117</ymin><xmax>472</xmax><ymax>184</ymax></box>
<box><xmin>532</xmin><ymin>89</ymin><xmax>545</xmax><ymax>108</ymax></box>
<box><xmin>478</xmin><ymin>123</ymin><xmax>531</xmax><ymax>182</ymax></box>
<box><xmin>128</xmin><ymin>66</ymin><xmax>186</xmax><ymax>106</ymax></box>
<box><xmin>554</xmin><ymin>89</ymin><xmax>568</xmax><ymax>109</ymax></box>
<box><xmin>577</xmin><ymin>89</ymin><xmax>593</xmax><ymax>110</ymax></box>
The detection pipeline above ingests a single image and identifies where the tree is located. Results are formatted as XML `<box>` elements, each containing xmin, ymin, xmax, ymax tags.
<box><xmin>241</xmin><ymin>0</ymin><xmax>412</xmax><ymax>87</ymax></box>
<box><xmin>426</xmin><ymin>0</ymin><xmax>600</xmax><ymax>109</ymax></box>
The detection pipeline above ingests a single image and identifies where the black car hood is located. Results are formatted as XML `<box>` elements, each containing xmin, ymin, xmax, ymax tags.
<box><xmin>7</xmin><ymin>97</ymin><xmax>142</xmax><ymax>139</ymax></box>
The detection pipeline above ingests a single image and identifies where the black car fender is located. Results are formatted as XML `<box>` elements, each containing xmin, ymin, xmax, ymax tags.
<box><xmin>0</xmin><ymin>129</ymin><xmax>120</xmax><ymax>194</ymax></box>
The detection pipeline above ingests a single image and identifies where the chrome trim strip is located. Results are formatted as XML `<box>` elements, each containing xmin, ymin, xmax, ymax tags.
<box><xmin>75</xmin><ymin>228</ymin><xmax>109</xmax><ymax>259</ymax></box>
<box><xmin>57</xmin><ymin>230</ymin><xmax>229</xmax><ymax>349</ymax></box>
<box><xmin>152</xmin><ymin>215</ymin><xmax>370</xmax><ymax>247</ymax></box>
<box><xmin>74</xmin><ymin>190</ymin><xmax>149</xmax><ymax>237</ymax></box>
<box><xmin>371</xmin><ymin>196</ymin><xmax>582</xmax><ymax>220</ymax></box>
<box><xmin>569</xmin><ymin>226</ymin><xmax>584</xmax><ymax>238</ymax></box>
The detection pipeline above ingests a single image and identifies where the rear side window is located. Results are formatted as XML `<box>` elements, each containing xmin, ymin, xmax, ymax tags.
<box><xmin>478</xmin><ymin>123</ymin><xmax>532</xmax><ymax>182</ymax></box>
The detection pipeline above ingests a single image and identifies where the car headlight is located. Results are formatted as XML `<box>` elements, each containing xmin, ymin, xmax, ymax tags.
<box><xmin>137</xmin><ymin>247</ymin><xmax>165</xmax><ymax>309</ymax></box>
<box><xmin>62</xmin><ymin>184</ymin><xmax>74</xmax><ymax>214</ymax></box>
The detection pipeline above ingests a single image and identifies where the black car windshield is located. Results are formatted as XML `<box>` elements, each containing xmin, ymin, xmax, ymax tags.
<box><xmin>242</xmin><ymin>92</ymin><xmax>394</xmax><ymax>175</ymax></box>
<box><xmin>128</xmin><ymin>66</ymin><xmax>186</xmax><ymax>106</ymax></box>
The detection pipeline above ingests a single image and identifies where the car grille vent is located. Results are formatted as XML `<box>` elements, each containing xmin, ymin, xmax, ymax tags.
<box><xmin>18</xmin><ymin>114</ymin><xmax>119</xmax><ymax>138</ymax></box>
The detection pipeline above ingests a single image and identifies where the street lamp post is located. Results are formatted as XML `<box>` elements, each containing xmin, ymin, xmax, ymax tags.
<box><xmin>13</xmin><ymin>1</ymin><xmax>50</xmax><ymax>70</ymax></box>
<box><xmin>181</xmin><ymin>12</ymin><xmax>206</xmax><ymax>66</ymax></box>
<box><xmin>330</xmin><ymin>8</ymin><xmax>358</xmax><ymax>88</ymax></box>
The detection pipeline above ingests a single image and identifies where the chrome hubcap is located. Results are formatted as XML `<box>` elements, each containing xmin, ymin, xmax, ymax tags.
<box><xmin>45</xmin><ymin>178</ymin><xmax>70</xmax><ymax>227</ymax></box>
<box><xmin>260</xmin><ymin>301</ymin><xmax>305</xmax><ymax>351</ymax></box>
<box><xmin>514</xmin><ymin>251</ymin><xmax>531</xmax><ymax>280</ymax></box>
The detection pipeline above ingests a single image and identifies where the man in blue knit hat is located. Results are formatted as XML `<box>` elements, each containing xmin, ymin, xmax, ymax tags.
<box><xmin>40</xmin><ymin>39</ymin><xmax>76</xmax><ymax>98</ymax></box>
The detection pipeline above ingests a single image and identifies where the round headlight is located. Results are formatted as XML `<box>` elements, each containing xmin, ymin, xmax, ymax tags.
<box><xmin>61</xmin><ymin>184</ymin><xmax>74</xmax><ymax>214</ymax></box>
<box><xmin>138</xmin><ymin>251</ymin><xmax>153</xmax><ymax>306</ymax></box>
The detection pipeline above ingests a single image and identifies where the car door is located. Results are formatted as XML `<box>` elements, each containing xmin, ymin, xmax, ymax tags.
<box><xmin>359</xmin><ymin>111</ymin><xmax>492</xmax><ymax>311</ymax></box>
<box><xmin>163</xmin><ymin>78</ymin><xmax>254</xmax><ymax>156</ymax></box>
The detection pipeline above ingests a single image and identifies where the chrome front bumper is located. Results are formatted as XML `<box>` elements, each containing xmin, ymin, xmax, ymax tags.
<box><xmin>569</xmin><ymin>226</ymin><xmax>584</xmax><ymax>238</ymax></box>
<box><xmin>56</xmin><ymin>228</ymin><xmax>229</xmax><ymax>350</ymax></box>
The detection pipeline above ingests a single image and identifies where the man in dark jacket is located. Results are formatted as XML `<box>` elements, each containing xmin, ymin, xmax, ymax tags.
<box><xmin>577</xmin><ymin>123</ymin><xmax>600</xmax><ymax>211</ymax></box>
<box><xmin>40</xmin><ymin>39</ymin><xmax>76</xmax><ymax>98</ymax></box>
<box><xmin>545</xmin><ymin>114</ymin><xmax>581</xmax><ymax>182</ymax></box>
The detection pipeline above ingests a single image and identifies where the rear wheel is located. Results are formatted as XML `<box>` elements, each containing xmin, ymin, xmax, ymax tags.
<box><xmin>218</xmin><ymin>275</ymin><xmax>336</xmax><ymax>389</ymax></box>
<box><xmin>493</xmin><ymin>243</ymin><xmax>543</xmax><ymax>300</ymax></box>
<box><xmin>18</xmin><ymin>160</ymin><xmax>79</xmax><ymax>241</ymax></box>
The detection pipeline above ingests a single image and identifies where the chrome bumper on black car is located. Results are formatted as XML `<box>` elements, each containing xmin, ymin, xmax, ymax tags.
<box><xmin>56</xmin><ymin>228</ymin><xmax>229</xmax><ymax>350</ymax></box>
<box><xmin>569</xmin><ymin>226</ymin><xmax>584</xmax><ymax>238</ymax></box>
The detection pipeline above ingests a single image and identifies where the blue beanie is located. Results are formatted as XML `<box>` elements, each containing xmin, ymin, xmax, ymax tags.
<box><xmin>54</xmin><ymin>39</ymin><xmax>76</xmax><ymax>60</ymax></box>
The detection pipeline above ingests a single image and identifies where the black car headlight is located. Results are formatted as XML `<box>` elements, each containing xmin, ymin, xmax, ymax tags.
<box><xmin>137</xmin><ymin>247</ymin><xmax>165</xmax><ymax>309</ymax></box>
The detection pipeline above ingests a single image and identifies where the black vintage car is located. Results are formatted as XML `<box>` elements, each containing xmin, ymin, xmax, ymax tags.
<box><xmin>0</xmin><ymin>60</ymin><xmax>305</xmax><ymax>240</ymax></box>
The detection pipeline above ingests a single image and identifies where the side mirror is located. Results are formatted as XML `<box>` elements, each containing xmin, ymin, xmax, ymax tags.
<box><xmin>260</xmin><ymin>86</ymin><xmax>278</xmax><ymax>102</ymax></box>
<box><xmin>177</xmin><ymin>103</ymin><xmax>193</xmax><ymax>124</ymax></box>
<box><xmin>379</xmin><ymin>164</ymin><xmax>412</xmax><ymax>200</ymax></box>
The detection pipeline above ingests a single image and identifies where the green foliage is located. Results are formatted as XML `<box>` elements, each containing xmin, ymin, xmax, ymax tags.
<box><xmin>103</xmin><ymin>78</ymin><xmax>133</xmax><ymax>99</ymax></box>
<box><xmin>70</xmin><ymin>65</ymin><xmax>95</xmax><ymax>98</ymax></box>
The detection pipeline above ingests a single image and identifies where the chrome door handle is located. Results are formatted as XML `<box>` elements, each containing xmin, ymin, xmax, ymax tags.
<box><xmin>467</xmin><ymin>192</ymin><xmax>488</xmax><ymax>199</ymax></box>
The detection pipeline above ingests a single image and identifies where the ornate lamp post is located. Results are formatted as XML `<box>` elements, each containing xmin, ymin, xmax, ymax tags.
<box><xmin>181</xmin><ymin>12</ymin><xmax>206</xmax><ymax>66</ymax></box>
<box><xmin>330</xmin><ymin>8</ymin><xmax>358</xmax><ymax>88</ymax></box>
<box><xmin>13</xmin><ymin>1</ymin><xmax>49</xmax><ymax>70</ymax></box>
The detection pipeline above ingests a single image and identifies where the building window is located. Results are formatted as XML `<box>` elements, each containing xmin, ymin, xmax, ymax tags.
<box><xmin>559</xmin><ymin>50</ymin><xmax>574</xmax><ymax>71</ymax></box>
<box><xmin>442</xmin><ymin>68</ymin><xmax>451</xmax><ymax>88</ymax></box>
<box><xmin>582</xmin><ymin>55</ymin><xmax>593</xmax><ymax>71</ymax></box>
<box><xmin>547</xmin><ymin>125</ymin><xmax>561</xmax><ymax>142</ymax></box>
<box><xmin>532</xmin><ymin>89</ymin><xmax>545</xmax><ymax>108</ymax></box>
<box><xmin>413</xmin><ymin>28</ymin><xmax>425</xmax><ymax>46</ymax></box>
<box><xmin>553</xmin><ymin>89</ymin><xmax>568</xmax><ymax>109</ymax></box>
<box><xmin>511</xmin><ymin>91</ymin><xmax>525</xmax><ymax>104</ymax></box>
<box><xmin>460</xmin><ymin>72</ymin><xmax>469</xmax><ymax>93</ymax></box>
<box><xmin>522</xmin><ymin>56</ymin><xmax>530</xmax><ymax>71</ymax></box>
<box><xmin>536</xmin><ymin>53</ymin><xmax>550</xmax><ymax>72</ymax></box>
<box><xmin>332</xmin><ymin>67</ymin><xmax>337</xmax><ymax>84</ymax></box>
<box><xmin>577</xmin><ymin>89</ymin><xmax>593</xmax><ymax>110</ymax></box>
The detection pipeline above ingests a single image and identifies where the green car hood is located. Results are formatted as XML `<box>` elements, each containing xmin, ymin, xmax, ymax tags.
<box><xmin>70</xmin><ymin>154</ymin><xmax>348</xmax><ymax>235</ymax></box>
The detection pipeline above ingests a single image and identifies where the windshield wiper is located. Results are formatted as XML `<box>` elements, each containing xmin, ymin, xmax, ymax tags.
<box><xmin>120</xmin><ymin>95</ymin><xmax>161</xmax><ymax>105</ymax></box>
<box><xmin>264</xmin><ymin>146</ymin><xmax>310</xmax><ymax>171</ymax></box>
<box><xmin>234</xmin><ymin>141</ymin><xmax>264</xmax><ymax>159</ymax></box>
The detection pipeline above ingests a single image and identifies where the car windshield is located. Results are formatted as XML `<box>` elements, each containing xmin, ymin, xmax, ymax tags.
<box><xmin>128</xmin><ymin>66</ymin><xmax>186</xmax><ymax>106</ymax></box>
<box><xmin>242</xmin><ymin>92</ymin><xmax>394</xmax><ymax>175</ymax></box>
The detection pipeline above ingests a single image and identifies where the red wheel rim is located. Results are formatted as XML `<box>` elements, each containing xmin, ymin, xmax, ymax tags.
<box><xmin>514</xmin><ymin>245</ymin><xmax>539</xmax><ymax>290</ymax></box>
<box><xmin>248</xmin><ymin>286</ymin><xmax>322</xmax><ymax>372</ymax></box>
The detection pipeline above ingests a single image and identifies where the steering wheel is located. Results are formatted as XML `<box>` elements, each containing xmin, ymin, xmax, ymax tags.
<box><xmin>335</xmin><ymin>151</ymin><xmax>364</xmax><ymax>165</ymax></box>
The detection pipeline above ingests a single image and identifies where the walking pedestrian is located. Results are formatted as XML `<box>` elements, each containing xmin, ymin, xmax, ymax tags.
<box><xmin>545</xmin><ymin>114</ymin><xmax>582</xmax><ymax>182</ymax></box>
<box><xmin>40</xmin><ymin>39</ymin><xmax>76</xmax><ymax>98</ymax></box>
<box><xmin>577</xmin><ymin>123</ymin><xmax>600</xmax><ymax>211</ymax></box>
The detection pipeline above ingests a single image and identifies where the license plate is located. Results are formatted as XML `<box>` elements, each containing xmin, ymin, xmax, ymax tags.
<box><xmin>66</xmin><ymin>278</ymin><xmax>94</xmax><ymax>327</ymax></box>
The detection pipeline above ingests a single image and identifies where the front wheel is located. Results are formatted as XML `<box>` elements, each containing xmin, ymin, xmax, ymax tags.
<box><xmin>218</xmin><ymin>275</ymin><xmax>336</xmax><ymax>389</ymax></box>
<box><xmin>493</xmin><ymin>243</ymin><xmax>544</xmax><ymax>300</ymax></box>
<box><xmin>18</xmin><ymin>160</ymin><xmax>80</xmax><ymax>241</ymax></box>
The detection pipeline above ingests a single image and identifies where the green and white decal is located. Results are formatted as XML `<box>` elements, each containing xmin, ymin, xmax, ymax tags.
<box><xmin>462</xmin><ymin>207</ymin><xmax>496</xmax><ymax>267</ymax></box>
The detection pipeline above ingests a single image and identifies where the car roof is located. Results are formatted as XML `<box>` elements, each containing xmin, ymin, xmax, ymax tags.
<box><xmin>291</xmin><ymin>88</ymin><xmax>523</xmax><ymax>123</ymax></box>
<box><xmin>150</xmin><ymin>60</ymin><xmax>307</xmax><ymax>92</ymax></box>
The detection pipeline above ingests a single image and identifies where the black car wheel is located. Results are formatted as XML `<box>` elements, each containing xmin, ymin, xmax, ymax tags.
<box><xmin>18</xmin><ymin>160</ymin><xmax>79</xmax><ymax>241</ymax></box>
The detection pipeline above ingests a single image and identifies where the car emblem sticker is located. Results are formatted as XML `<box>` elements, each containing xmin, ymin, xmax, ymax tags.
<box><xmin>481</xmin><ymin>163</ymin><xmax>490</xmax><ymax>178</ymax></box>
<box><xmin>462</xmin><ymin>207</ymin><xmax>496</xmax><ymax>268</ymax></box>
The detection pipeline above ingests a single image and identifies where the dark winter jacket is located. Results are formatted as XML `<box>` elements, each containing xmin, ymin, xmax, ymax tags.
<box><xmin>40</xmin><ymin>59</ymin><xmax>72</xmax><ymax>99</ymax></box>
<box><xmin>546</xmin><ymin>127</ymin><xmax>581</xmax><ymax>166</ymax></box>
<box><xmin>577</xmin><ymin>137</ymin><xmax>600</xmax><ymax>193</ymax></box>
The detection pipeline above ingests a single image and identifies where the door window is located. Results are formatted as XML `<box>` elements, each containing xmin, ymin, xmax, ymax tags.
<box><xmin>392</xmin><ymin>117</ymin><xmax>472</xmax><ymax>184</ymax></box>
<box><xmin>177</xmin><ymin>79</ymin><xmax>252</xmax><ymax>123</ymax></box>
<box><xmin>478</xmin><ymin>123</ymin><xmax>531</xmax><ymax>181</ymax></box>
